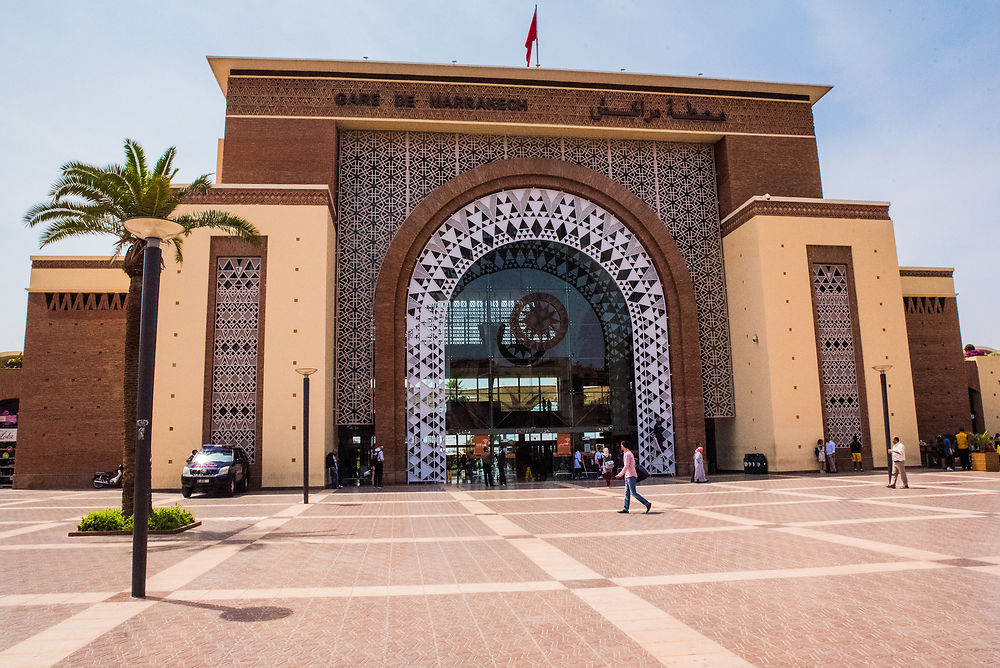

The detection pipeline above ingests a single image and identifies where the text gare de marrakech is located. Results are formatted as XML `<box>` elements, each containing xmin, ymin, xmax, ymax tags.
<box><xmin>332</xmin><ymin>91</ymin><xmax>529</xmax><ymax>112</ymax></box>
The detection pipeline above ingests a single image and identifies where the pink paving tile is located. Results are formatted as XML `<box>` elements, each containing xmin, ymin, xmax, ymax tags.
<box><xmin>0</xmin><ymin>604</ymin><xmax>91</xmax><ymax>652</ymax></box>
<box><xmin>630</xmin><ymin>568</ymin><xmax>1000</xmax><ymax>667</ymax></box>
<box><xmin>55</xmin><ymin>591</ymin><xmax>661</xmax><ymax>667</ymax></box>
<box><xmin>183</xmin><ymin>538</ymin><xmax>551</xmax><ymax>589</ymax></box>
<box><xmin>503</xmin><ymin>507</ymin><xmax>740</xmax><ymax>535</ymax></box>
<box><xmin>547</xmin><ymin>529</ymin><xmax>893</xmax><ymax>577</ymax></box>
<box><xmin>698</xmin><ymin>498</ymin><xmax>942</xmax><ymax>523</ymax></box>
<box><xmin>817</xmin><ymin>515</ymin><xmax>1000</xmax><ymax>558</ymax></box>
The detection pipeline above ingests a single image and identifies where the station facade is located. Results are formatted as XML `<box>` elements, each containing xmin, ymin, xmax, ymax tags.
<box><xmin>11</xmin><ymin>58</ymin><xmax>975</xmax><ymax>488</ymax></box>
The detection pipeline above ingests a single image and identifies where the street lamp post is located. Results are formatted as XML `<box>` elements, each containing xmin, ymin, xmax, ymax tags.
<box><xmin>296</xmin><ymin>368</ymin><xmax>317</xmax><ymax>504</ymax></box>
<box><xmin>872</xmin><ymin>364</ymin><xmax>894</xmax><ymax>484</ymax></box>
<box><xmin>123</xmin><ymin>217</ymin><xmax>184</xmax><ymax>599</ymax></box>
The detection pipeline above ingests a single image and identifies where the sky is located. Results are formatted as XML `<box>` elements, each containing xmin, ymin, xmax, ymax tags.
<box><xmin>1</xmin><ymin>0</ymin><xmax>997</xmax><ymax>352</ymax></box>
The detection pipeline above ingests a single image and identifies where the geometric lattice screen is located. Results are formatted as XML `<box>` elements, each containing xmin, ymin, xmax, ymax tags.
<box><xmin>210</xmin><ymin>257</ymin><xmax>261</xmax><ymax>463</ymax></box>
<box><xmin>336</xmin><ymin>130</ymin><xmax>734</xmax><ymax>426</ymax></box>
<box><xmin>406</xmin><ymin>188</ymin><xmax>675</xmax><ymax>482</ymax></box>
<box><xmin>811</xmin><ymin>263</ymin><xmax>863</xmax><ymax>449</ymax></box>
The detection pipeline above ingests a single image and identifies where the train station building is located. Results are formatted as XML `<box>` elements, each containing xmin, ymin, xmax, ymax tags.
<box><xmin>9</xmin><ymin>57</ymin><xmax>976</xmax><ymax>488</ymax></box>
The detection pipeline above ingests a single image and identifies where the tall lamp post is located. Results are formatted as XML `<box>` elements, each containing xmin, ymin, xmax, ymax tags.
<box><xmin>872</xmin><ymin>364</ymin><xmax>894</xmax><ymax>484</ymax></box>
<box><xmin>123</xmin><ymin>217</ymin><xmax>184</xmax><ymax>599</ymax></box>
<box><xmin>296</xmin><ymin>368</ymin><xmax>317</xmax><ymax>504</ymax></box>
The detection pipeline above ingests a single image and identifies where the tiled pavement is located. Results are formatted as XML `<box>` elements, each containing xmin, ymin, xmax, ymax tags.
<box><xmin>0</xmin><ymin>471</ymin><xmax>998</xmax><ymax>666</ymax></box>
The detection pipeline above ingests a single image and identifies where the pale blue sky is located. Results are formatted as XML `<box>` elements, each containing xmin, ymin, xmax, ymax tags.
<box><xmin>2</xmin><ymin>1</ymin><xmax>997</xmax><ymax>351</ymax></box>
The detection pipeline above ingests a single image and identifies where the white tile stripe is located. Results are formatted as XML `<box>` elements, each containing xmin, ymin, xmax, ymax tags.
<box><xmin>573</xmin><ymin>586</ymin><xmax>754</xmax><ymax>666</ymax></box>
<box><xmin>507</xmin><ymin>537</ymin><xmax>604</xmax><ymax>580</ymax></box>
<box><xmin>783</xmin><ymin>513</ymin><xmax>981</xmax><ymax>528</ymax></box>
<box><xmin>169</xmin><ymin>580</ymin><xmax>568</xmax><ymax>601</ymax></box>
<box><xmin>0</xmin><ymin>592</ymin><xmax>117</xmax><ymax>607</ymax></box>
<box><xmin>0</xmin><ymin>522</ymin><xmax>68</xmax><ymax>539</ymax></box>
<box><xmin>612</xmin><ymin>560</ymin><xmax>949</xmax><ymax>587</ymax></box>
<box><xmin>772</xmin><ymin>526</ymin><xmax>955</xmax><ymax>561</ymax></box>
<box><xmin>675</xmin><ymin>508</ymin><xmax>770</xmax><ymax>526</ymax></box>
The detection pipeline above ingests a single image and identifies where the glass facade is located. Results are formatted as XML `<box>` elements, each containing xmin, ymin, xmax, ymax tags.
<box><xmin>444</xmin><ymin>241</ymin><xmax>636</xmax><ymax>480</ymax></box>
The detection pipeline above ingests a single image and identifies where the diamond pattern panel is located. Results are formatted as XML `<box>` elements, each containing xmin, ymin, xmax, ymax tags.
<box><xmin>812</xmin><ymin>264</ymin><xmax>863</xmax><ymax>448</ymax></box>
<box><xmin>336</xmin><ymin>130</ymin><xmax>735</xmax><ymax>430</ymax></box>
<box><xmin>210</xmin><ymin>257</ymin><xmax>261</xmax><ymax>463</ymax></box>
<box><xmin>406</xmin><ymin>189</ymin><xmax>676</xmax><ymax>481</ymax></box>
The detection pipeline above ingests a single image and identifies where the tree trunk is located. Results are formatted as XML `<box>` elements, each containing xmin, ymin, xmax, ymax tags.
<box><xmin>121</xmin><ymin>241</ymin><xmax>145</xmax><ymax>516</ymax></box>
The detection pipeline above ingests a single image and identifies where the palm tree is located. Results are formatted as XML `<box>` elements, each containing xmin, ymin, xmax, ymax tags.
<box><xmin>24</xmin><ymin>139</ymin><xmax>261</xmax><ymax>515</ymax></box>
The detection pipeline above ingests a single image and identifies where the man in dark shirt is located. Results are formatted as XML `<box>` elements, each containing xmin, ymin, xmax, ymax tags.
<box><xmin>849</xmin><ymin>435</ymin><xmax>863</xmax><ymax>472</ymax></box>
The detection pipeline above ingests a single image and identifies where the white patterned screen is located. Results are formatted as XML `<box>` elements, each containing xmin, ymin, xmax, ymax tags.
<box><xmin>336</xmin><ymin>131</ymin><xmax>734</xmax><ymax>427</ymax></box>
<box><xmin>405</xmin><ymin>188</ymin><xmax>675</xmax><ymax>482</ymax></box>
<box><xmin>210</xmin><ymin>257</ymin><xmax>261</xmax><ymax>463</ymax></box>
<box><xmin>811</xmin><ymin>264</ymin><xmax>863</xmax><ymax>448</ymax></box>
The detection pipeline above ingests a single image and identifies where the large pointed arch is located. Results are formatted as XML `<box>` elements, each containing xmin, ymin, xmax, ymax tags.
<box><xmin>373</xmin><ymin>158</ymin><xmax>705</xmax><ymax>484</ymax></box>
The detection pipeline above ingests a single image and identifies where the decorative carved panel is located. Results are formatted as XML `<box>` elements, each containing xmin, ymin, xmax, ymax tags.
<box><xmin>210</xmin><ymin>257</ymin><xmax>261</xmax><ymax>462</ymax></box>
<box><xmin>336</xmin><ymin>130</ymin><xmax>735</xmax><ymax>426</ymax></box>
<box><xmin>811</xmin><ymin>264</ymin><xmax>863</xmax><ymax>448</ymax></box>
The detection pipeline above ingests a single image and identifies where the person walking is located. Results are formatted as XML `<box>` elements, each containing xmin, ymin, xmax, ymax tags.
<box><xmin>888</xmin><ymin>436</ymin><xmax>909</xmax><ymax>489</ymax></box>
<box><xmin>849</xmin><ymin>435</ymin><xmax>863</xmax><ymax>472</ymax></box>
<box><xmin>955</xmin><ymin>428</ymin><xmax>972</xmax><ymax>470</ymax></box>
<box><xmin>824</xmin><ymin>436</ymin><xmax>838</xmax><ymax>473</ymax></box>
<box><xmin>372</xmin><ymin>445</ymin><xmax>384</xmax><ymax>488</ymax></box>
<box><xmin>614</xmin><ymin>441</ymin><xmax>651</xmax><ymax>514</ymax></box>
<box><xmin>941</xmin><ymin>434</ymin><xmax>955</xmax><ymax>471</ymax></box>
<box><xmin>573</xmin><ymin>448</ymin><xmax>583</xmax><ymax>480</ymax></box>
<box><xmin>483</xmin><ymin>446</ymin><xmax>495</xmax><ymax>487</ymax></box>
<box><xmin>692</xmin><ymin>442</ymin><xmax>708</xmax><ymax>483</ymax></box>
<box><xmin>325</xmin><ymin>450</ymin><xmax>341</xmax><ymax>489</ymax></box>
<box><xmin>497</xmin><ymin>445</ymin><xmax>508</xmax><ymax>487</ymax></box>
<box><xmin>594</xmin><ymin>448</ymin><xmax>604</xmax><ymax>477</ymax></box>
<box><xmin>602</xmin><ymin>447</ymin><xmax>614</xmax><ymax>487</ymax></box>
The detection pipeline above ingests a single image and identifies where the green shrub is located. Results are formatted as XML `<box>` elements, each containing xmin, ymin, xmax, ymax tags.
<box><xmin>77</xmin><ymin>505</ymin><xmax>195</xmax><ymax>532</ymax></box>
<box><xmin>77</xmin><ymin>508</ymin><xmax>128</xmax><ymax>532</ymax></box>
<box><xmin>148</xmin><ymin>505</ymin><xmax>195</xmax><ymax>531</ymax></box>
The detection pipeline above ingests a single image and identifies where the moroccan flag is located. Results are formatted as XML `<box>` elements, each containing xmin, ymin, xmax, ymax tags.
<box><xmin>525</xmin><ymin>7</ymin><xmax>538</xmax><ymax>67</ymax></box>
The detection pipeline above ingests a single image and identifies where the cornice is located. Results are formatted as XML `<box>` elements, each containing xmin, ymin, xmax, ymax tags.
<box><xmin>721</xmin><ymin>196</ymin><xmax>891</xmax><ymax>236</ymax></box>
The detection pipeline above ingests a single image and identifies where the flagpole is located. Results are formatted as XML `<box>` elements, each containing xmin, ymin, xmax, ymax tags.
<box><xmin>534</xmin><ymin>4</ymin><xmax>540</xmax><ymax>67</ymax></box>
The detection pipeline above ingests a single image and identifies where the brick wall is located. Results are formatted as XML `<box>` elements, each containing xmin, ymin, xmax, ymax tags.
<box><xmin>714</xmin><ymin>134</ymin><xmax>823</xmax><ymax>218</ymax></box>
<box><xmin>903</xmin><ymin>296</ymin><xmax>970</xmax><ymax>441</ymax></box>
<box><xmin>14</xmin><ymin>293</ymin><xmax>126</xmax><ymax>489</ymax></box>
<box><xmin>220</xmin><ymin>117</ymin><xmax>338</xmax><ymax>188</ymax></box>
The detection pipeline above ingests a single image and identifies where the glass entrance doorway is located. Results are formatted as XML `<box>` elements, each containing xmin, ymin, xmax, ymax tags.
<box><xmin>444</xmin><ymin>240</ymin><xmax>636</xmax><ymax>480</ymax></box>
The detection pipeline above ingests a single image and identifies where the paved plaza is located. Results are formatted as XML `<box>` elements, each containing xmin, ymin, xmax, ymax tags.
<box><xmin>0</xmin><ymin>470</ymin><xmax>998</xmax><ymax>666</ymax></box>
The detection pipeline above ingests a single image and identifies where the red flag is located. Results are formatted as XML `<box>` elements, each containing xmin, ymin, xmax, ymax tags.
<box><xmin>524</xmin><ymin>7</ymin><xmax>537</xmax><ymax>67</ymax></box>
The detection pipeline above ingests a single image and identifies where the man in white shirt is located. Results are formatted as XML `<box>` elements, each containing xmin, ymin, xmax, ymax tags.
<box><xmin>888</xmin><ymin>436</ymin><xmax>908</xmax><ymax>489</ymax></box>
<box><xmin>824</xmin><ymin>437</ymin><xmax>837</xmax><ymax>473</ymax></box>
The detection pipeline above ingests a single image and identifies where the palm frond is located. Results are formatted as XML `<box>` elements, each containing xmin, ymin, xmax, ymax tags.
<box><xmin>38</xmin><ymin>218</ymin><xmax>121</xmax><ymax>247</ymax></box>
<box><xmin>124</xmin><ymin>139</ymin><xmax>148</xmax><ymax>185</ymax></box>
<box><xmin>139</xmin><ymin>176</ymin><xmax>175</xmax><ymax>218</ymax></box>
<box><xmin>152</xmin><ymin>146</ymin><xmax>176</xmax><ymax>178</ymax></box>
<box><xmin>170</xmin><ymin>236</ymin><xmax>185</xmax><ymax>264</ymax></box>
<box><xmin>173</xmin><ymin>174</ymin><xmax>212</xmax><ymax>203</ymax></box>
<box><xmin>174</xmin><ymin>210</ymin><xmax>262</xmax><ymax>244</ymax></box>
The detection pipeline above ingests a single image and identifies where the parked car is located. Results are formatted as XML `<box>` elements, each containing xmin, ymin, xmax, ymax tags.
<box><xmin>181</xmin><ymin>445</ymin><xmax>250</xmax><ymax>497</ymax></box>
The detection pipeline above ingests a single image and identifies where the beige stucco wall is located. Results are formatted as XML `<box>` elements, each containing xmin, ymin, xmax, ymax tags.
<box><xmin>150</xmin><ymin>202</ymin><xmax>336</xmax><ymax>489</ymax></box>
<box><xmin>719</xmin><ymin>213</ymin><xmax>920</xmax><ymax>471</ymax></box>
<box><xmin>899</xmin><ymin>270</ymin><xmax>956</xmax><ymax>297</ymax></box>
<box><xmin>28</xmin><ymin>260</ymin><xmax>129</xmax><ymax>293</ymax></box>
<box><xmin>970</xmin><ymin>356</ymin><xmax>1000</xmax><ymax>435</ymax></box>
